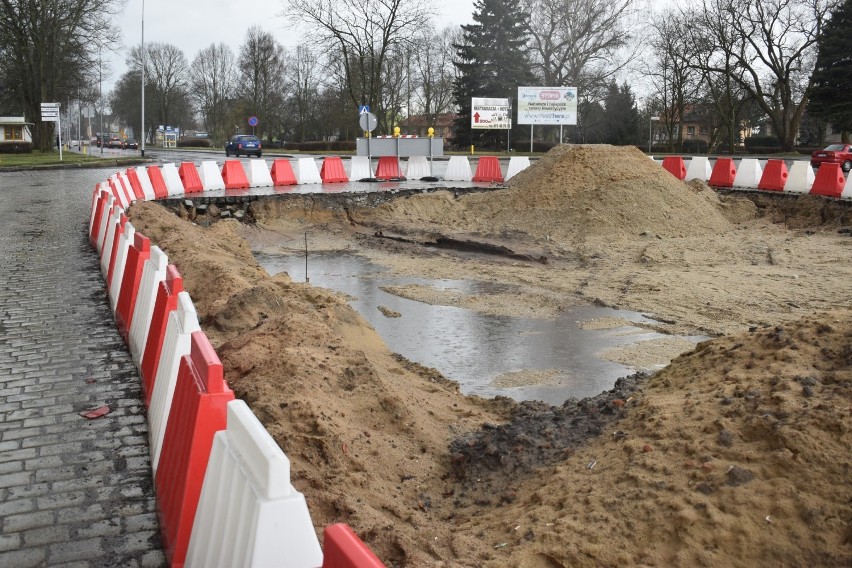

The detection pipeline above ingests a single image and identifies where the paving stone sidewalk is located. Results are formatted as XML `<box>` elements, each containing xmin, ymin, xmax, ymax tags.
<box><xmin>0</xmin><ymin>169</ymin><xmax>165</xmax><ymax>567</ymax></box>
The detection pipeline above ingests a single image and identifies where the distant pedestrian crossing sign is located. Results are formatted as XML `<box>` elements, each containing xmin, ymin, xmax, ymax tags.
<box><xmin>359</xmin><ymin>105</ymin><xmax>370</xmax><ymax>114</ymax></box>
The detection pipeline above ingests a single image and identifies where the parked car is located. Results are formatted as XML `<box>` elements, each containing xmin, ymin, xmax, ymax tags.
<box><xmin>122</xmin><ymin>139</ymin><xmax>139</xmax><ymax>150</ymax></box>
<box><xmin>107</xmin><ymin>137</ymin><xmax>123</xmax><ymax>149</ymax></box>
<box><xmin>811</xmin><ymin>144</ymin><xmax>852</xmax><ymax>172</ymax></box>
<box><xmin>225</xmin><ymin>134</ymin><xmax>262</xmax><ymax>158</ymax></box>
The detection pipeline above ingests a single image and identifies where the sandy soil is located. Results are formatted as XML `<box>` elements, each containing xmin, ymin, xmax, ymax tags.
<box><xmin>128</xmin><ymin>144</ymin><xmax>852</xmax><ymax>567</ymax></box>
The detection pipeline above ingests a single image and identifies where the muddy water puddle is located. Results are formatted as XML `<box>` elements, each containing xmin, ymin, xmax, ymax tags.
<box><xmin>256</xmin><ymin>252</ymin><xmax>703</xmax><ymax>405</ymax></box>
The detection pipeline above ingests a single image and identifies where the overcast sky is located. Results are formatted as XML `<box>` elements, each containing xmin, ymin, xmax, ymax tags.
<box><xmin>106</xmin><ymin>0</ymin><xmax>476</xmax><ymax>92</ymax></box>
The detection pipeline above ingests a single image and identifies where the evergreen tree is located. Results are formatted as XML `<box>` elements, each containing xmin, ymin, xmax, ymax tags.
<box><xmin>603</xmin><ymin>82</ymin><xmax>640</xmax><ymax>146</ymax></box>
<box><xmin>452</xmin><ymin>0</ymin><xmax>535</xmax><ymax>149</ymax></box>
<box><xmin>808</xmin><ymin>0</ymin><xmax>852</xmax><ymax>141</ymax></box>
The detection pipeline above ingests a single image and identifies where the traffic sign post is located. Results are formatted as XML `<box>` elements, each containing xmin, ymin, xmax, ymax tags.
<box><xmin>41</xmin><ymin>103</ymin><xmax>62</xmax><ymax>161</ymax></box>
<box><xmin>359</xmin><ymin>112</ymin><xmax>378</xmax><ymax>172</ymax></box>
<box><xmin>248</xmin><ymin>116</ymin><xmax>258</xmax><ymax>135</ymax></box>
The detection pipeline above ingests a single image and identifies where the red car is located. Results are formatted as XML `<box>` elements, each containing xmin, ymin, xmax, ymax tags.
<box><xmin>811</xmin><ymin>144</ymin><xmax>852</xmax><ymax>173</ymax></box>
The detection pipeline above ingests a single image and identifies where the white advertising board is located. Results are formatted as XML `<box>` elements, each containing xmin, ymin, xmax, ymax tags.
<box><xmin>471</xmin><ymin>97</ymin><xmax>511</xmax><ymax>130</ymax></box>
<box><xmin>517</xmin><ymin>87</ymin><xmax>577</xmax><ymax>125</ymax></box>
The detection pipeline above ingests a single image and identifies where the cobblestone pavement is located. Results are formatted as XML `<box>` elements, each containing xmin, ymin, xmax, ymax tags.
<box><xmin>0</xmin><ymin>169</ymin><xmax>166</xmax><ymax>567</ymax></box>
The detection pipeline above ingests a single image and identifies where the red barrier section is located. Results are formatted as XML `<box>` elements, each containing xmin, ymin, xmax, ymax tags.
<box><xmin>141</xmin><ymin>265</ymin><xmax>184</xmax><ymax>405</ymax></box>
<box><xmin>473</xmin><ymin>156</ymin><xmax>504</xmax><ymax>182</ymax></box>
<box><xmin>321</xmin><ymin>156</ymin><xmax>349</xmax><ymax>183</ymax></box>
<box><xmin>661</xmin><ymin>156</ymin><xmax>687</xmax><ymax>180</ymax></box>
<box><xmin>757</xmin><ymin>159</ymin><xmax>788</xmax><ymax>192</ymax></box>
<box><xmin>322</xmin><ymin>524</ymin><xmax>385</xmax><ymax>568</ymax></box>
<box><xmin>148</xmin><ymin>166</ymin><xmax>169</xmax><ymax>199</ymax></box>
<box><xmin>125</xmin><ymin>168</ymin><xmax>146</xmax><ymax>200</ymax></box>
<box><xmin>178</xmin><ymin>162</ymin><xmax>203</xmax><ymax>194</ymax></box>
<box><xmin>156</xmin><ymin>331</ymin><xmax>234</xmax><ymax>568</ymax></box>
<box><xmin>109</xmin><ymin>178</ymin><xmax>130</xmax><ymax>206</ymax></box>
<box><xmin>99</xmin><ymin>204</ymin><xmax>122</xmax><ymax>257</ymax></box>
<box><xmin>810</xmin><ymin>163</ymin><xmax>845</xmax><ymax>199</ymax></box>
<box><xmin>709</xmin><ymin>157</ymin><xmax>737</xmax><ymax>188</ymax></box>
<box><xmin>116</xmin><ymin>175</ymin><xmax>134</xmax><ymax>203</ymax></box>
<box><xmin>221</xmin><ymin>160</ymin><xmax>250</xmax><ymax>189</ymax></box>
<box><xmin>106</xmin><ymin>213</ymin><xmax>129</xmax><ymax>284</ymax></box>
<box><xmin>375</xmin><ymin>156</ymin><xmax>401</xmax><ymax>180</ymax></box>
<box><xmin>271</xmin><ymin>159</ymin><xmax>297</xmax><ymax>186</ymax></box>
<box><xmin>115</xmin><ymin>232</ymin><xmax>152</xmax><ymax>341</ymax></box>
<box><xmin>90</xmin><ymin>189</ymin><xmax>107</xmax><ymax>246</ymax></box>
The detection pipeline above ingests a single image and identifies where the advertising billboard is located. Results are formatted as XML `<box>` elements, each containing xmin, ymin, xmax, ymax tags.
<box><xmin>471</xmin><ymin>97</ymin><xmax>511</xmax><ymax>130</ymax></box>
<box><xmin>517</xmin><ymin>87</ymin><xmax>577</xmax><ymax>125</ymax></box>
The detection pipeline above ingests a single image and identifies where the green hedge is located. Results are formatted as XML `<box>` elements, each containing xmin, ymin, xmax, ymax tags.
<box><xmin>0</xmin><ymin>141</ymin><xmax>33</xmax><ymax>154</ymax></box>
<box><xmin>177</xmin><ymin>138</ymin><xmax>214</xmax><ymax>148</ymax></box>
<box><xmin>285</xmin><ymin>141</ymin><xmax>356</xmax><ymax>152</ymax></box>
<box><xmin>743</xmin><ymin>136</ymin><xmax>780</xmax><ymax>151</ymax></box>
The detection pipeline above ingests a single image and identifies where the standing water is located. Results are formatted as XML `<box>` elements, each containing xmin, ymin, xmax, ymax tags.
<box><xmin>256</xmin><ymin>251</ymin><xmax>700</xmax><ymax>405</ymax></box>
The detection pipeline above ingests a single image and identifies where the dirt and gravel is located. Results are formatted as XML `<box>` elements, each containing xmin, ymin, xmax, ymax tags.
<box><xmin>128</xmin><ymin>144</ymin><xmax>852</xmax><ymax>567</ymax></box>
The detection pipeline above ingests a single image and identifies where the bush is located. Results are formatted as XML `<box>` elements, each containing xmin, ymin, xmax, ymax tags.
<box><xmin>510</xmin><ymin>140</ymin><xmax>558</xmax><ymax>153</ymax></box>
<box><xmin>0</xmin><ymin>141</ymin><xmax>33</xmax><ymax>154</ymax></box>
<box><xmin>287</xmin><ymin>140</ymin><xmax>356</xmax><ymax>152</ymax></box>
<box><xmin>681</xmin><ymin>139</ymin><xmax>708</xmax><ymax>154</ymax></box>
<box><xmin>177</xmin><ymin>137</ymin><xmax>213</xmax><ymax>148</ymax></box>
<box><xmin>743</xmin><ymin>136</ymin><xmax>780</xmax><ymax>151</ymax></box>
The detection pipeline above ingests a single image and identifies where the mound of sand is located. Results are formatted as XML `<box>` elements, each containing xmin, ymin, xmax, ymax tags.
<box><xmin>357</xmin><ymin>145</ymin><xmax>732</xmax><ymax>246</ymax></box>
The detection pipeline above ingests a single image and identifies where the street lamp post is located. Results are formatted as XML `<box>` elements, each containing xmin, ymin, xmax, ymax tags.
<box><xmin>648</xmin><ymin>115</ymin><xmax>660</xmax><ymax>154</ymax></box>
<box><xmin>140</xmin><ymin>0</ymin><xmax>146</xmax><ymax>157</ymax></box>
<box><xmin>99</xmin><ymin>47</ymin><xmax>104</xmax><ymax>156</ymax></box>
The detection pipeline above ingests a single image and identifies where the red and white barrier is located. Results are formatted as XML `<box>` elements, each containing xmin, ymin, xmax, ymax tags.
<box><xmin>661</xmin><ymin>156</ymin><xmax>687</xmax><ymax>180</ymax></box>
<box><xmin>445</xmin><ymin>156</ymin><xmax>472</xmax><ymax>182</ymax></box>
<box><xmin>185</xmin><ymin>399</ymin><xmax>323</xmax><ymax>567</ymax></box>
<box><xmin>222</xmin><ymin>160</ymin><xmax>250</xmax><ymax>190</ymax></box>
<box><xmin>473</xmin><ymin>156</ymin><xmax>503</xmax><ymax>183</ymax></box>
<box><xmin>506</xmin><ymin>157</ymin><xmax>531</xmax><ymax>181</ymax></box>
<box><xmin>684</xmin><ymin>157</ymin><xmax>711</xmax><ymax>182</ymax></box>
<box><xmin>349</xmin><ymin>156</ymin><xmax>371</xmax><ymax>180</ymax></box>
<box><xmin>247</xmin><ymin>160</ymin><xmax>274</xmax><ymax>188</ymax></box>
<box><xmin>375</xmin><ymin>156</ymin><xmax>401</xmax><ymax>180</ymax></box>
<box><xmin>90</xmin><ymin>188</ymin><xmax>112</xmax><ymax>249</ymax></box>
<box><xmin>199</xmin><ymin>160</ymin><xmax>226</xmax><ymax>191</ymax></box>
<box><xmin>842</xmin><ymin>172</ymin><xmax>852</xmax><ymax>199</ymax></box>
<box><xmin>733</xmin><ymin>158</ymin><xmax>762</xmax><ymax>189</ymax></box>
<box><xmin>129</xmin><ymin>246</ymin><xmax>168</xmax><ymax>365</ymax></box>
<box><xmin>100</xmin><ymin>206</ymin><xmax>125</xmax><ymax>276</ymax></box>
<box><xmin>156</xmin><ymin>330</ymin><xmax>234</xmax><ymax>568</ymax></box>
<box><xmin>271</xmin><ymin>159</ymin><xmax>298</xmax><ymax>186</ymax></box>
<box><xmin>149</xmin><ymin>291</ymin><xmax>201</xmax><ymax>474</ymax></box>
<box><xmin>163</xmin><ymin>163</ymin><xmax>186</xmax><ymax>197</ymax></box>
<box><xmin>109</xmin><ymin>222</ymin><xmax>136</xmax><ymax>311</ymax></box>
<box><xmin>148</xmin><ymin>165</ymin><xmax>170</xmax><ymax>199</ymax></box>
<box><xmin>786</xmin><ymin>161</ymin><xmax>815</xmax><ymax>194</ymax></box>
<box><xmin>141</xmin><ymin>265</ymin><xmax>184</xmax><ymax>404</ymax></box>
<box><xmin>135</xmin><ymin>166</ymin><xmax>157</xmax><ymax>200</ymax></box>
<box><xmin>179</xmin><ymin>163</ymin><xmax>204</xmax><ymax>194</ymax></box>
<box><xmin>296</xmin><ymin>158</ymin><xmax>322</xmax><ymax>184</ymax></box>
<box><xmin>115</xmin><ymin>232</ymin><xmax>151</xmax><ymax>340</ymax></box>
<box><xmin>321</xmin><ymin>524</ymin><xmax>385</xmax><ymax>568</ymax></box>
<box><xmin>405</xmin><ymin>156</ymin><xmax>430</xmax><ymax>179</ymax></box>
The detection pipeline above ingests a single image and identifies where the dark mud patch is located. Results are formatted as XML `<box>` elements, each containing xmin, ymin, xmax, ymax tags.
<box><xmin>449</xmin><ymin>371</ymin><xmax>649</xmax><ymax>505</ymax></box>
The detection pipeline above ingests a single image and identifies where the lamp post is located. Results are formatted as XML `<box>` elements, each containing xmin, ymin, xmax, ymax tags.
<box><xmin>140</xmin><ymin>0</ymin><xmax>146</xmax><ymax>157</ymax></box>
<box><xmin>648</xmin><ymin>115</ymin><xmax>660</xmax><ymax>154</ymax></box>
<box><xmin>99</xmin><ymin>46</ymin><xmax>104</xmax><ymax>156</ymax></box>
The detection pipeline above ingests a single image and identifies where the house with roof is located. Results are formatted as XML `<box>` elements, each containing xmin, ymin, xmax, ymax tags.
<box><xmin>1</xmin><ymin>116</ymin><xmax>33</xmax><ymax>143</ymax></box>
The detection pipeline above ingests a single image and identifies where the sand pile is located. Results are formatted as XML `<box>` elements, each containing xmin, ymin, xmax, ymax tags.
<box><xmin>356</xmin><ymin>145</ymin><xmax>732</xmax><ymax>246</ymax></box>
<box><xmin>461</xmin><ymin>310</ymin><xmax>852</xmax><ymax>567</ymax></box>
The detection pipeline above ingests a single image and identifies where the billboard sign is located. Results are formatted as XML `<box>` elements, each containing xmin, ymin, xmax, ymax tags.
<box><xmin>517</xmin><ymin>87</ymin><xmax>577</xmax><ymax>125</ymax></box>
<box><xmin>471</xmin><ymin>97</ymin><xmax>511</xmax><ymax>130</ymax></box>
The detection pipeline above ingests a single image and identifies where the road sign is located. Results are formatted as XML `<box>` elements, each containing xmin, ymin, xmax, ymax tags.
<box><xmin>471</xmin><ymin>98</ymin><xmax>511</xmax><ymax>130</ymax></box>
<box><xmin>359</xmin><ymin>105</ymin><xmax>370</xmax><ymax>114</ymax></box>
<box><xmin>41</xmin><ymin>102</ymin><xmax>60</xmax><ymax>122</ymax></box>
<box><xmin>517</xmin><ymin>87</ymin><xmax>577</xmax><ymax>125</ymax></box>
<box><xmin>359</xmin><ymin>112</ymin><xmax>377</xmax><ymax>132</ymax></box>
<box><xmin>248</xmin><ymin>116</ymin><xmax>258</xmax><ymax>127</ymax></box>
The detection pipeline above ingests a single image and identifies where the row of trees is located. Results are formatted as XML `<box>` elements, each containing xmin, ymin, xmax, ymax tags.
<box><xmin>1</xmin><ymin>0</ymin><xmax>848</xmax><ymax>151</ymax></box>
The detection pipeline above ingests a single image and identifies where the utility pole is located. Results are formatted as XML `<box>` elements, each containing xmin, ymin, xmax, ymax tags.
<box><xmin>141</xmin><ymin>0</ymin><xmax>146</xmax><ymax>157</ymax></box>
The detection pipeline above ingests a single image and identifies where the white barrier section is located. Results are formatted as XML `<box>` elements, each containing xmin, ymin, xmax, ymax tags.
<box><xmin>129</xmin><ymin>246</ymin><xmax>168</xmax><ymax>366</ymax></box>
<box><xmin>109</xmin><ymin>222</ymin><xmax>136</xmax><ymax>311</ymax></box>
<box><xmin>733</xmin><ymin>158</ymin><xmax>762</xmax><ymax>189</ymax></box>
<box><xmin>445</xmin><ymin>156</ymin><xmax>472</xmax><ymax>181</ymax></box>
<box><xmin>148</xmin><ymin>292</ymin><xmax>200</xmax><ymax>474</ymax></box>
<box><xmin>110</xmin><ymin>176</ymin><xmax>130</xmax><ymax>209</ymax></box>
<box><xmin>247</xmin><ymin>160</ymin><xmax>274</xmax><ymax>188</ymax></box>
<box><xmin>405</xmin><ymin>156</ymin><xmax>430</xmax><ymax>179</ymax></box>
<box><xmin>100</xmin><ymin>205</ymin><xmax>123</xmax><ymax>275</ymax></box>
<box><xmin>505</xmin><ymin>157</ymin><xmax>531</xmax><ymax>181</ymax></box>
<box><xmin>91</xmin><ymin>186</ymin><xmax>110</xmax><ymax>246</ymax></box>
<box><xmin>350</xmin><ymin>156</ymin><xmax>371</xmax><ymax>180</ymax></box>
<box><xmin>162</xmin><ymin>163</ymin><xmax>185</xmax><ymax>196</ymax></box>
<box><xmin>786</xmin><ymin>162</ymin><xmax>816</xmax><ymax>194</ymax></box>
<box><xmin>296</xmin><ymin>158</ymin><xmax>322</xmax><ymax>184</ymax></box>
<box><xmin>200</xmin><ymin>160</ymin><xmax>227</xmax><ymax>191</ymax></box>
<box><xmin>842</xmin><ymin>173</ymin><xmax>852</xmax><ymax>200</ymax></box>
<box><xmin>88</xmin><ymin>186</ymin><xmax>106</xmax><ymax>236</ymax></box>
<box><xmin>119</xmin><ymin>172</ymin><xmax>136</xmax><ymax>203</ymax></box>
<box><xmin>135</xmin><ymin>166</ymin><xmax>157</xmax><ymax>201</ymax></box>
<box><xmin>685</xmin><ymin>157</ymin><xmax>711</xmax><ymax>182</ymax></box>
<box><xmin>185</xmin><ymin>400</ymin><xmax>323</xmax><ymax>568</ymax></box>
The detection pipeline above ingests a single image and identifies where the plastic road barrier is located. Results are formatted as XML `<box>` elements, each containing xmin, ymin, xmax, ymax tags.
<box><xmin>733</xmin><ymin>158</ymin><xmax>762</xmax><ymax>189</ymax></box>
<box><xmin>129</xmin><ymin>246</ymin><xmax>168</xmax><ymax>366</ymax></box>
<box><xmin>179</xmin><ymin>163</ymin><xmax>204</xmax><ymax>194</ymax></box>
<box><xmin>374</xmin><ymin>156</ymin><xmax>401</xmax><ymax>180</ymax></box>
<box><xmin>199</xmin><ymin>160</ymin><xmax>226</xmax><ymax>191</ymax></box>
<box><xmin>296</xmin><ymin>158</ymin><xmax>322</xmax><ymax>184</ymax></box>
<box><xmin>247</xmin><ymin>160</ymin><xmax>274</xmax><ymax>188</ymax></box>
<box><xmin>270</xmin><ymin>159</ymin><xmax>297</xmax><ymax>186</ymax></box>
<box><xmin>141</xmin><ymin>265</ymin><xmax>184</xmax><ymax>405</ymax></box>
<box><xmin>709</xmin><ymin>157</ymin><xmax>737</xmax><ymax>188</ymax></box>
<box><xmin>321</xmin><ymin>156</ymin><xmax>349</xmax><ymax>183</ymax></box>
<box><xmin>115</xmin><ymin>232</ymin><xmax>151</xmax><ymax>341</ymax></box>
<box><xmin>505</xmin><ymin>157</ymin><xmax>531</xmax><ymax>181</ymax></box>
<box><xmin>661</xmin><ymin>156</ymin><xmax>686</xmax><ymax>180</ymax></box>
<box><xmin>321</xmin><ymin>524</ymin><xmax>385</xmax><ymax>568</ymax></box>
<box><xmin>444</xmin><ymin>156</ymin><xmax>472</xmax><ymax>182</ymax></box>
<box><xmin>473</xmin><ymin>156</ymin><xmax>504</xmax><ymax>182</ymax></box>
<box><xmin>757</xmin><ymin>160</ymin><xmax>788</xmax><ymax>192</ymax></box>
<box><xmin>349</xmin><ymin>156</ymin><xmax>371</xmax><ymax>180</ymax></box>
<box><xmin>786</xmin><ymin>161</ymin><xmax>816</xmax><ymax>194</ymax></box>
<box><xmin>810</xmin><ymin>163</ymin><xmax>845</xmax><ymax>199</ymax></box>
<box><xmin>148</xmin><ymin>165</ymin><xmax>169</xmax><ymax>199</ymax></box>
<box><xmin>134</xmin><ymin>166</ymin><xmax>157</xmax><ymax>200</ymax></box>
<box><xmin>684</xmin><ymin>157</ymin><xmax>711</xmax><ymax>182</ymax></box>
<box><xmin>222</xmin><ymin>160</ymin><xmax>250</xmax><ymax>190</ymax></box>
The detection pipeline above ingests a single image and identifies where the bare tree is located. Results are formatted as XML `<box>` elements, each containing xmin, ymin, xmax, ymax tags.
<box><xmin>0</xmin><ymin>0</ymin><xmax>121</xmax><ymax>149</ymax></box>
<box><xmin>411</xmin><ymin>26</ymin><xmax>458</xmax><ymax>123</ymax></box>
<box><xmin>286</xmin><ymin>45</ymin><xmax>323</xmax><ymax>142</ymax></box>
<box><xmin>238</xmin><ymin>27</ymin><xmax>287</xmax><ymax>142</ymax></box>
<box><xmin>288</xmin><ymin>0</ymin><xmax>433</xmax><ymax>132</ymax></box>
<box><xmin>190</xmin><ymin>43</ymin><xmax>237</xmax><ymax>144</ymax></box>
<box><xmin>137</xmin><ymin>43</ymin><xmax>191</xmax><ymax>135</ymax></box>
<box><xmin>646</xmin><ymin>12</ymin><xmax>702</xmax><ymax>152</ymax></box>
<box><xmin>695</xmin><ymin>0</ymin><xmax>838</xmax><ymax>150</ymax></box>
